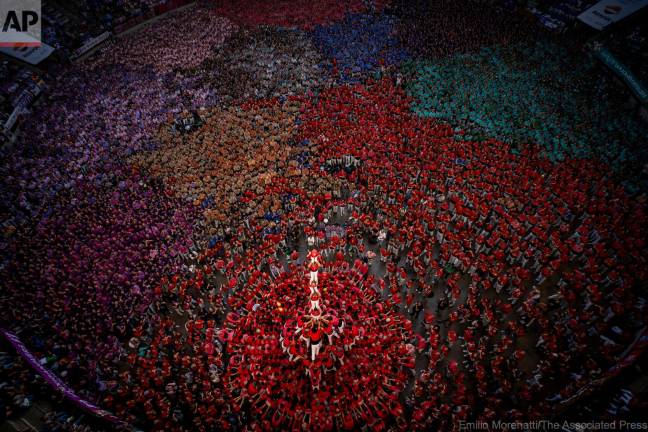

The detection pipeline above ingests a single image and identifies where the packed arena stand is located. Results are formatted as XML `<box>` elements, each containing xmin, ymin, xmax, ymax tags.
<box><xmin>1</xmin><ymin>1</ymin><xmax>647</xmax><ymax>431</ymax></box>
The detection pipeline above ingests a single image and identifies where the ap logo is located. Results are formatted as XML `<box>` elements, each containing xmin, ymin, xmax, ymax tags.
<box><xmin>1</xmin><ymin>0</ymin><xmax>41</xmax><ymax>47</ymax></box>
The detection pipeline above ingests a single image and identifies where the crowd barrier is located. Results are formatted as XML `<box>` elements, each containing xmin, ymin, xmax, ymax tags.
<box><xmin>1</xmin><ymin>328</ymin><xmax>130</xmax><ymax>428</ymax></box>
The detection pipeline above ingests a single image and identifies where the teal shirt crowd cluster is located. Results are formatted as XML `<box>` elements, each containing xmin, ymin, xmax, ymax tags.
<box><xmin>405</xmin><ymin>39</ymin><xmax>648</xmax><ymax>191</ymax></box>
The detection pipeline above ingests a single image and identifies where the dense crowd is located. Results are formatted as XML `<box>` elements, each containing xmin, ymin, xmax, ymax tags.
<box><xmin>191</xmin><ymin>28</ymin><xmax>331</xmax><ymax>103</ymax></box>
<box><xmin>406</xmin><ymin>39</ymin><xmax>648</xmax><ymax>187</ymax></box>
<box><xmin>394</xmin><ymin>0</ymin><xmax>530</xmax><ymax>59</ymax></box>
<box><xmin>1</xmin><ymin>1</ymin><xmax>647</xmax><ymax>431</ymax></box>
<box><xmin>213</xmin><ymin>0</ymin><xmax>390</xmax><ymax>30</ymax></box>
<box><xmin>296</xmin><ymin>80</ymin><xmax>647</xmax><ymax>427</ymax></box>
<box><xmin>92</xmin><ymin>7</ymin><xmax>235</xmax><ymax>72</ymax></box>
<box><xmin>311</xmin><ymin>13</ymin><xmax>408</xmax><ymax>82</ymax></box>
<box><xmin>0</xmin><ymin>5</ymin><xmax>233</xmax><ymax>238</ymax></box>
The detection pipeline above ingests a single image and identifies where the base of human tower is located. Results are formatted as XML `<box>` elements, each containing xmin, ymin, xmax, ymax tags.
<box><xmin>223</xmin><ymin>251</ymin><xmax>416</xmax><ymax>431</ymax></box>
